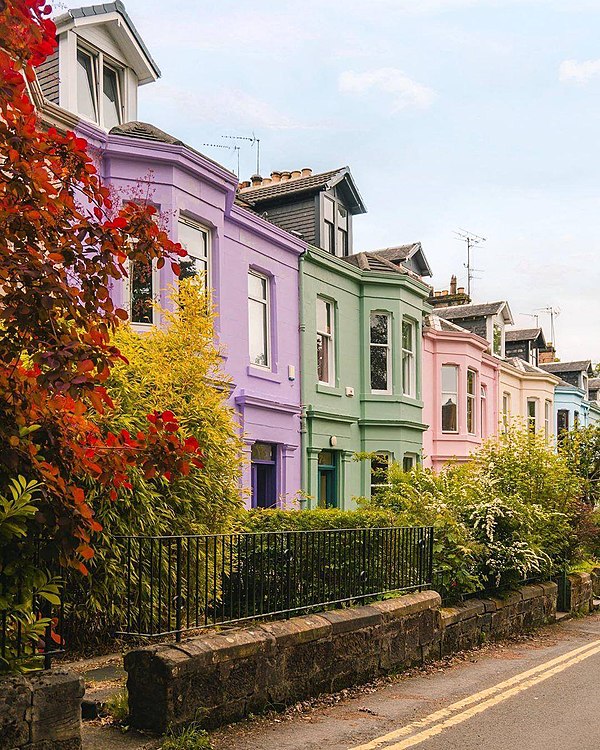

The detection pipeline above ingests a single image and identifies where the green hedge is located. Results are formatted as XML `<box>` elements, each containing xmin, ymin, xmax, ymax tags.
<box><xmin>238</xmin><ymin>507</ymin><xmax>398</xmax><ymax>532</ymax></box>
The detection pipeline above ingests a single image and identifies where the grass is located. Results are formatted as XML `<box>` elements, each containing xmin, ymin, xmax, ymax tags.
<box><xmin>161</xmin><ymin>723</ymin><xmax>213</xmax><ymax>750</ymax></box>
<box><xmin>104</xmin><ymin>690</ymin><xmax>128</xmax><ymax>723</ymax></box>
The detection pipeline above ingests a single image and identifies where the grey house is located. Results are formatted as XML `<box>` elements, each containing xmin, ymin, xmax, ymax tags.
<box><xmin>434</xmin><ymin>301</ymin><xmax>514</xmax><ymax>358</ymax></box>
<box><xmin>505</xmin><ymin>328</ymin><xmax>547</xmax><ymax>367</ymax></box>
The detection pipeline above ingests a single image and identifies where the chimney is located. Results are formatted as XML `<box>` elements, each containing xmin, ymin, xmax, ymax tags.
<box><xmin>539</xmin><ymin>344</ymin><xmax>557</xmax><ymax>364</ymax></box>
<box><xmin>251</xmin><ymin>174</ymin><xmax>262</xmax><ymax>187</ymax></box>
<box><xmin>271</xmin><ymin>171</ymin><xmax>282</xmax><ymax>183</ymax></box>
<box><xmin>239</xmin><ymin>180</ymin><xmax>251</xmax><ymax>190</ymax></box>
<box><xmin>450</xmin><ymin>275</ymin><xmax>457</xmax><ymax>295</ymax></box>
<box><xmin>281</xmin><ymin>171</ymin><xmax>291</xmax><ymax>182</ymax></box>
<box><xmin>291</xmin><ymin>169</ymin><xmax>301</xmax><ymax>180</ymax></box>
<box><xmin>301</xmin><ymin>168</ymin><xmax>312</xmax><ymax>178</ymax></box>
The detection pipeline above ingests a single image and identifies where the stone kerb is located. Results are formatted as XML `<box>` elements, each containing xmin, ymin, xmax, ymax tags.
<box><xmin>0</xmin><ymin>669</ymin><xmax>84</xmax><ymax>750</ymax></box>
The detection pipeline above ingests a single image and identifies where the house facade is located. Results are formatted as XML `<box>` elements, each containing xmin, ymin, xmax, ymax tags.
<box><xmin>422</xmin><ymin>316</ymin><xmax>500</xmax><ymax>470</ymax></box>
<box><xmin>499</xmin><ymin>358</ymin><xmax>559</xmax><ymax>439</ymax></box>
<box><xmin>35</xmin><ymin>2</ymin><xmax>306</xmax><ymax>508</ymax></box>
<box><xmin>539</xmin><ymin>361</ymin><xmax>597</xmax><ymax>433</ymax></box>
<box><xmin>300</xmin><ymin>246</ymin><xmax>430</xmax><ymax>508</ymax></box>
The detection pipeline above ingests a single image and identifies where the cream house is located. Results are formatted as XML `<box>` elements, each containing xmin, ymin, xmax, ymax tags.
<box><xmin>499</xmin><ymin>358</ymin><xmax>560</xmax><ymax>440</ymax></box>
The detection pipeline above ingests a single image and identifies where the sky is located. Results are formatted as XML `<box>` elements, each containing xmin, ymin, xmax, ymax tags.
<box><xmin>66</xmin><ymin>0</ymin><xmax>600</xmax><ymax>361</ymax></box>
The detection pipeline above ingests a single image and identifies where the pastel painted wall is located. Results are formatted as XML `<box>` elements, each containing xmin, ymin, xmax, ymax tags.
<box><xmin>553</xmin><ymin>385</ymin><xmax>595</xmax><ymax>431</ymax></box>
<box><xmin>499</xmin><ymin>361</ymin><xmax>558</xmax><ymax>439</ymax></box>
<box><xmin>422</xmin><ymin>327</ymin><xmax>500</xmax><ymax>471</ymax></box>
<box><xmin>300</xmin><ymin>246</ymin><xmax>430</xmax><ymax>508</ymax></box>
<box><xmin>79</xmin><ymin>121</ymin><xmax>306</xmax><ymax>508</ymax></box>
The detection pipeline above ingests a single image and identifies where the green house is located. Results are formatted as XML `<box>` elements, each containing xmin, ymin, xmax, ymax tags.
<box><xmin>300</xmin><ymin>245</ymin><xmax>431</xmax><ymax>509</ymax></box>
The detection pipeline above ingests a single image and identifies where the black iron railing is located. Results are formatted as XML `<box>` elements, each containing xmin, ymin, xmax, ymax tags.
<box><xmin>115</xmin><ymin>526</ymin><xmax>434</xmax><ymax>640</ymax></box>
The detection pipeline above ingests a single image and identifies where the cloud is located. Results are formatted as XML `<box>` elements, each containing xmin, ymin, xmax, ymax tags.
<box><xmin>339</xmin><ymin>68</ymin><xmax>435</xmax><ymax>111</ymax></box>
<box><xmin>559</xmin><ymin>59</ymin><xmax>600</xmax><ymax>85</ymax></box>
<box><xmin>144</xmin><ymin>83</ymin><xmax>324</xmax><ymax>132</ymax></box>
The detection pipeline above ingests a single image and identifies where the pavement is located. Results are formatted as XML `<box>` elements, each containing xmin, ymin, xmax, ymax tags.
<box><xmin>82</xmin><ymin>613</ymin><xmax>600</xmax><ymax>749</ymax></box>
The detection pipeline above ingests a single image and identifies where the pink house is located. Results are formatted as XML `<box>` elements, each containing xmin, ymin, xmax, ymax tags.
<box><xmin>422</xmin><ymin>315</ymin><xmax>500</xmax><ymax>470</ymax></box>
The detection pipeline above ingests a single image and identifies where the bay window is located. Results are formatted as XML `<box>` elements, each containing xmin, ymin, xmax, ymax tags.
<box><xmin>402</xmin><ymin>320</ymin><xmax>416</xmax><ymax>397</ymax></box>
<box><xmin>441</xmin><ymin>365</ymin><xmax>458</xmax><ymax>432</ymax></box>
<box><xmin>248</xmin><ymin>271</ymin><xmax>270</xmax><ymax>368</ymax></box>
<box><xmin>467</xmin><ymin>369</ymin><xmax>476</xmax><ymax>434</ymax></box>
<box><xmin>370</xmin><ymin>312</ymin><xmax>391</xmax><ymax>393</ymax></box>
<box><xmin>317</xmin><ymin>298</ymin><xmax>335</xmax><ymax>385</ymax></box>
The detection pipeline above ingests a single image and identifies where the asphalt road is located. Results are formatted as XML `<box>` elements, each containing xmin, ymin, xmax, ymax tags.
<box><xmin>212</xmin><ymin>613</ymin><xmax>600</xmax><ymax>750</ymax></box>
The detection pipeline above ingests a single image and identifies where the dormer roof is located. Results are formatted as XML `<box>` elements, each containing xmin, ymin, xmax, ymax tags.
<box><xmin>239</xmin><ymin>167</ymin><xmax>367</xmax><ymax>215</ymax></box>
<box><xmin>365</xmin><ymin>243</ymin><xmax>432</xmax><ymax>278</ymax></box>
<box><xmin>54</xmin><ymin>2</ymin><xmax>160</xmax><ymax>84</ymax></box>
<box><xmin>435</xmin><ymin>301</ymin><xmax>514</xmax><ymax>325</ymax></box>
<box><xmin>505</xmin><ymin>327</ymin><xmax>546</xmax><ymax>346</ymax></box>
<box><xmin>539</xmin><ymin>360</ymin><xmax>593</xmax><ymax>376</ymax></box>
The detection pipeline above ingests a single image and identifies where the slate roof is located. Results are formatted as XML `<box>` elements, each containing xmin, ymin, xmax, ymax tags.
<box><xmin>109</xmin><ymin>122</ymin><xmax>231</xmax><ymax>173</ymax></box>
<box><xmin>539</xmin><ymin>360</ymin><xmax>592</xmax><ymax>374</ymax></box>
<box><xmin>54</xmin><ymin>2</ymin><xmax>161</xmax><ymax>79</ymax></box>
<box><xmin>239</xmin><ymin>168</ymin><xmax>366</xmax><ymax>214</ymax></box>
<box><xmin>342</xmin><ymin>251</ymin><xmax>410</xmax><ymax>276</ymax></box>
<box><xmin>435</xmin><ymin>301</ymin><xmax>511</xmax><ymax>320</ymax></box>
<box><xmin>365</xmin><ymin>243</ymin><xmax>433</xmax><ymax>278</ymax></box>
<box><xmin>589</xmin><ymin>377</ymin><xmax>600</xmax><ymax>391</ymax></box>
<box><xmin>505</xmin><ymin>327</ymin><xmax>544</xmax><ymax>343</ymax></box>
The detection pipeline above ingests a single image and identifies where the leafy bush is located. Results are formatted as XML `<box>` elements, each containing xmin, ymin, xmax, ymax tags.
<box><xmin>65</xmin><ymin>282</ymin><xmax>244</xmax><ymax>649</ymax></box>
<box><xmin>559</xmin><ymin>425</ymin><xmax>600</xmax><ymax>506</ymax></box>
<box><xmin>239</xmin><ymin>507</ymin><xmax>398</xmax><ymax>532</ymax></box>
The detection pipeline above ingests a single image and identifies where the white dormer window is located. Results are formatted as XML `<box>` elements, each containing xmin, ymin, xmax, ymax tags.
<box><xmin>76</xmin><ymin>44</ymin><xmax>123</xmax><ymax>128</ymax></box>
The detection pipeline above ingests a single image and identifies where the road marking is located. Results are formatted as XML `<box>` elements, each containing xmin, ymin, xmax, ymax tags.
<box><xmin>349</xmin><ymin>638</ymin><xmax>600</xmax><ymax>750</ymax></box>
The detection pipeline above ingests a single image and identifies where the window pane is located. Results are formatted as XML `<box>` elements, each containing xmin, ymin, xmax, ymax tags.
<box><xmin>337</xmin><ymin>228</ymin><xmax>348</xmax><ymax>257</ymax></box>
<box><xmin>441</xmin><ymin>365</ymin><xmax>458</xmax><ymax>392</ymax></box>
<box><xmin>467</xmin><ymin>370</ymin><xmax>476</xmax><ymax>395</ymax></box>
<box><xmin>77</xmin><ymin>50</ymin><xmax>97</xmax><ymax>121</ymax></box>
<box><xmin>317</xmin><ymin>333</ymin><xmax>330</xmax><ymax>382</ymax></box>
<box><xmin>318</xmin><ymin>451</ymin><xmax>334</xmax><ymax>466</ymax></box>
<box><xmin>370</xmin><ymin>346</ymin><xmax>388</xmax><ymax>391</ymax></box>
<box><xmin>442</xmin><ymin>396</ymin><xmax>457</xmax><ymax>432</ymax></box>
<box><xmin>179</xmin><ymin>254</ymin><xmax>207</xmax><ymax>281</ymax></box>
<box><xmin>130</xmin><ymin>260</ymin><xmax>153</xmax><ymax>324</ymax></box>
<box><xmin>402</xmin><ymin>321</ymin><xmax>413</xmax><ymax>351</ymax></box>
<box><xmin>403</xmin><ymin>455</ymin><xmax>415</xmax><ymax>472</ymax></box>
<box><xmin>178</xmin><ymin>222</ymin><xmax>209</xmax><ymax>284</ymax></box>
<box><xmin>317</xmin><ymin>299</ymin><xmax>331</xmax><ymax>334</ymax></box>
<box><xmin>528</xmin><ymin>400</ymin><xmax>536</xmax><ymax>418</ymax></box>
<box><xmin>248</xmin><ymin>272</ymin><xmax>267</xmax><ymax>300</ymax></box>
<box><xmin>337</xmin><ymin>204</ymin><xmax>348</xmax><ymax>229</ymax></box>
<box><xmin>370</xmin><ymin>313</ymin><xmax>389</xmax><ymax>344</ymax></box>
<box><xmin>251</xmin><ymin>442</ymin><xmax>274</xmax><ymax>462</ymax></box>
<box><xmin>103</xmin><ymin>66</ymin><xmax>121</xmax><ymax>129</ymax></box>
<box><xmin>467</xmin><ymin>398</ymin><xmax>474</xmax><ymax>433</ymax></box>
<box><xmin>249</xmin><ymin>298</ymin><xmax>268</xmax><ymax>366</ymax></box>
<box><xmin>324</xmin><ymin>196</ymin><xmax>335</xmax><ymax>222</ymax></box>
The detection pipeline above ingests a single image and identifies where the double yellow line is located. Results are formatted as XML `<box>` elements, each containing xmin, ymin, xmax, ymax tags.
<box><xmin>349</xmin><ymin>638</ymin><xmax>600</xmax><ymax>750</ymax></box>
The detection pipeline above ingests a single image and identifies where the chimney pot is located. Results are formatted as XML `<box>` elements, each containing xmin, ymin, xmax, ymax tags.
<box><xmin>457</xmin><ymin>287</ymin><xmax>465</xmax><ymax>294</ymax></box>
<box><xmin>442</xmin><ymin>290</ymin><xmax>449</xmax><ymax>296</ymax></box>
<box><xmin>301</xmin><ymin>168</ymin><xmax>312</xmax><ymax>177</ymax></box>
<box><xmin>251</xmin><ymin>174</ymin><xmax>262</xmax><ymax>187</ymax></box>
<box><xmin>271</xmin><ymin>171</ymin><xmax>282</xmax><ymax>183</ymax></box>
<box><xmin>262</xmin><ymin>177</ymin><xmax>272</xmax><ymax>186</ymax></box>
<box><xmin>239</xmin><ymin>180</ymin><xmax>251</xmax><ymax>190</ymax></box>
<box><xmin>291</xmin><ymin>169</ymin><xmax>301</xmax><ymax>179</ymax></box>
<box><xmin>450</xmin><ymin>275</ymin><xmax>457</xmax><ymax>295</ymax></box>
<box><xmin>281</xmin><ymin>171</ymin><xmax>291</xmax><ymax>182</ymax></box>
<box><xmin>434</xmin><ymin>291</ymin><xmax>442</xmax><ymax>297</ymax></box>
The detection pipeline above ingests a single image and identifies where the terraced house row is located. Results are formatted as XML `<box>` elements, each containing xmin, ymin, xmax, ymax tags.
<box><xmin>32</xmin><ymin>2</ymin><xmax>600</xmax><ymax>508</ymax></box>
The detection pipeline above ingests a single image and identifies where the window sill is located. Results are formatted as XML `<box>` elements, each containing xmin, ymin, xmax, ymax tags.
<box><xmin>316</xmin><ymin>383</ymin><xmax>343</xmax><ymax>397</ymax></box>
<box><xmin>246</xmin><ymin>365</ymin><xmax>281</xmax><ymax>384</ymax></box>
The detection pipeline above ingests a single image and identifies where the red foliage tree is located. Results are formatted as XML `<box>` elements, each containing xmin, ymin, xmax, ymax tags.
<box><xmin>0</xmin><ymin>0</ymin><xmax>202</xmax><ymax>574</ymax></box>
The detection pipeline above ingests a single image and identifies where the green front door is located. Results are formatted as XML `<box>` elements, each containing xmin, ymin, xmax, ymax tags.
<box><xmin>317</xmin><ymin>450</ymin><xmax>337</xmax><ymax>508</ymax></box>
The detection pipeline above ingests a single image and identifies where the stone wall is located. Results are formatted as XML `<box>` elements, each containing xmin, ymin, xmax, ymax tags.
<box><xmin>126</xmin><ymin>582</ymin><xmax>557</xmax><ymax>733</ymax></box>
<box><xmin>0</xmin><ymin>669</ymin><xmax>84</xmax><ymax>750</ymax></box>
<box><xmin>567</xmin><ymin>572</ymin><xmax>593</xmax><ymax>614</ymax></box>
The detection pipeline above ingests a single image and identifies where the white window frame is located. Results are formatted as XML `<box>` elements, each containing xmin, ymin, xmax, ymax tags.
<box><xmin>124</xmin><ymin>257</ymin><xmax>160</xmax><ymax>329</ymax></box>
<box><xmin>177</xmin><ymin>217</ymin><xmax>211</xmax><ymax>294</ymax></box>
<box><xmin>527</xmin><ymin>398</ymin><xmax>538</xmax><ymax>434</ymax></box>
<box><xmin>544</xmin><ymin>400</ymin><xmax>551</xmax><ymax>440</ymax></box>
<box><xmin>76</xmin><ymin>42</ymin><xmax>125</xmax><ymax>128</ymax></box>
<box><xmin>248</xmin><ymin>270</ymin><xmax>271</xmax><ymax>369</ymax></box>
<box><xmin>370</xmin><ymin>311</ymin><xmax>392</xmax><ymax>395</ymax></box>
<box><xmin>502</xmin><ymin>392</ymin><xmax>511</xmax><ymax>432</ymax></box>
<box><xmin>317</xmin><ymin>298</ymin><xmax>335</xmax><ymax>386</ymax></box>
<box><xmin>441</xmin><ymin>364</ymin><xmax>459</xmax><ymax>433</ymax></box>
<box><xmin>466</xmin><ymin>369</ymin><xmax>477</xmax><ymax>435</ymax></box>
<box><xmin>402</xmin><ymin>319</ymin><xmax>416</xmax><ymax>398</ymax></box>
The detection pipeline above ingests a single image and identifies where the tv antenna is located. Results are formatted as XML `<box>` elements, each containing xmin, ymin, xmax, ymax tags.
<box><xmin>454</xmin><ymin>228</ymin><xmax>486</xmax><ymax>297</ymax></box>
<box><xmin>535</xmin><ymin>306</ymin><xmax>561</xmax><ymax>348</ymax></box>
<box><xmin>222</xmin><ymin>133</ymin><xmax>261</xmax><ymax>176</ymax></box>
<box><xmin>202</xmin><ymin>142</ymin><xmax>241</xmax><ymax>176</ymax></box>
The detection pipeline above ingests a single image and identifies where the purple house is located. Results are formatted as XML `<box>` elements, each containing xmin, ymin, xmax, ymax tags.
<box><xmin>34</xmin><ymin>2</ymin><xmax>305</xmax><ymax>507</ymax></box>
